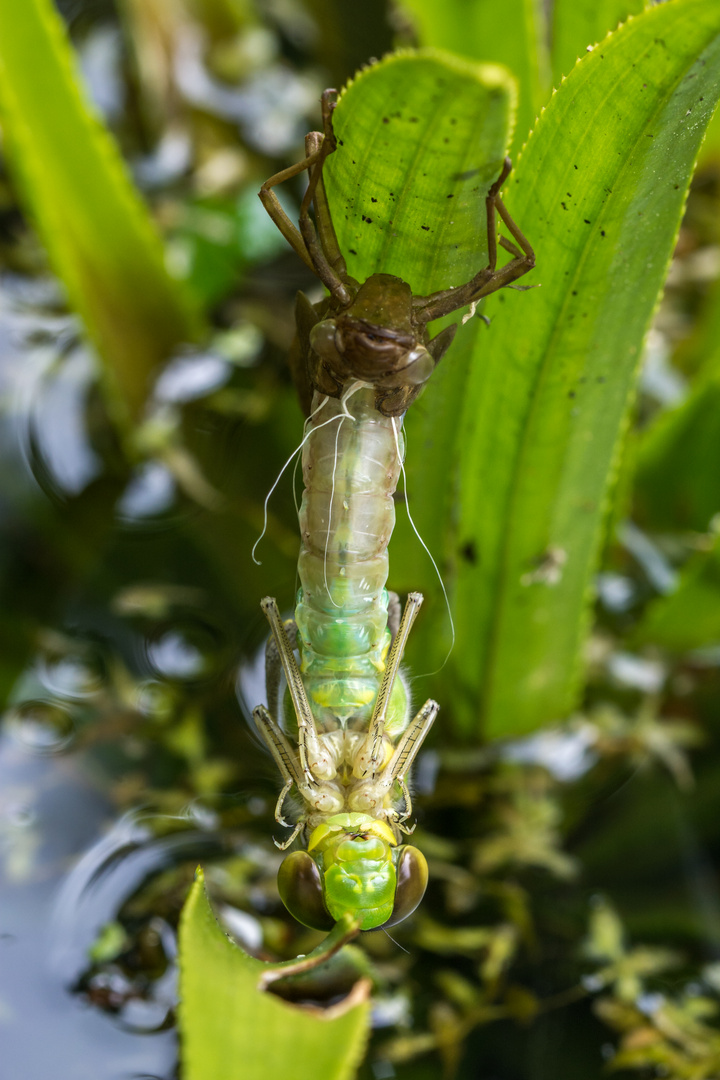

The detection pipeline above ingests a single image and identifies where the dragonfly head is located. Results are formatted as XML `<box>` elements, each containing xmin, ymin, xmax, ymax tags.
<box><xmin>309</xmin><ymin>274</ymin><xmax>435</xmax><ymax>395</ymax></box>
<box><xmin>277</xmin><ymin>812</ymin><xmax>428</xmax><ymax>932</ymax></box>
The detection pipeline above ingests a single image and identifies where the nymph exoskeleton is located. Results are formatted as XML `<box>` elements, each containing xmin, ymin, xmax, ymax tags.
<box><xmin>253</xmin><ymin>89</ymin><xmax>534</xmax><ymax>933</ymax></box>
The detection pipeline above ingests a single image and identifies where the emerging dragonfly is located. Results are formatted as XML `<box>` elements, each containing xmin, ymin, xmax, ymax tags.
<box><xmin>254</xmin><ymin>89</ymin><xmax>534</xmax><ymax>933</ymax></box>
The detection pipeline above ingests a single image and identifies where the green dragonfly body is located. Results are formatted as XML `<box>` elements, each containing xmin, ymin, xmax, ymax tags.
<box><xmin>253</xmin><ymin>90</ymin><xmax>534</xmax><ymax>931</ymax></box>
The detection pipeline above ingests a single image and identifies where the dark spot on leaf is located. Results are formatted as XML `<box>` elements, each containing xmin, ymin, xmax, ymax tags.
<box><xmin>561</xmin><ymin>202</ymin><xmax>568</xmax><ymax>210</ymax></box>
<box><xmin>568</xmin><ymin>391</ymin><xmax>576</xmax><ymax>398</ymax></box>
<box><xmin>443</xmin><ymin>137</ymin><xmax>449</xmax><ymax>144</ymax></box>
<box><xmin>421</xmin><ymin>225</ymin><xmax>430</xmax><ymax>231</ymax></box>
<box><xmin>574</xmin><ymin>164</ymin><xmax>578</xmax><ymax>170</ymax></box>
<box><xmin>339</xmin><ymin>139</ymin><xmax>344</xmax><ymax>146</ymax></box>
<box><xmin>447</xmin><ymin>194</ymin><xmax>454</xmax><ymax>198</ymax></box>
<box><xmin>450</xmin><ymin>117</ymin><xmax>457</xmax><ymax>125</ymax></box>
<box><xmin>601</xmin><ymin>230</ymin><xmax>606</xmax><ymax>237</ymax></box>
<box><xmin>371</xmin><ymin>197</ymin><xmax>377</xmax><ymax>203</ymax></box>
<box><xmin>409</xmin><ymin>117</ymin><xmax>418</xmax><ymax>123</ymax></box>
<box><xmin>584</xmin><ymin>219</ymin><xmax>591</xmax><ymax>224</ymax></box>
<box><xmin>461</xmin><ymin>541</ymin><xmax>477</xmax><ymax>565</ymax></box>
<box><xmin>571</xmin><ymin>290</ymin><xmax>578</xmax><ymax>296</ymax></box>
<box><xmin>349</xmin><ymin>249</ymin><xmax>357</xmax><ymax>255</ymax></box>
<box><xmin>382</xmin><ymin>117</ymin><xmax>389</xmax><ymax>123</ymax></box>
<box><xmin>453</xmin><ymin>168</ymin><xmax>480</xmax><ymax>181</ymax></box>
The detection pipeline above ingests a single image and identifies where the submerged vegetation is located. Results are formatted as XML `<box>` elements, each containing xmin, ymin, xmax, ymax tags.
<box><xmin>1</xmin><ymin>1</ymin><xmax>720</xmax><ymax>1078</ymax></box>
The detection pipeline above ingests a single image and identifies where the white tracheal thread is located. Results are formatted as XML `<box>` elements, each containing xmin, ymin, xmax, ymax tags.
<box><xmin>391</xmin><ymin>417</ymin><xmax>456</xmax><ymax>673</ymax></box>
<box><xmin>251</xmin><ymin>382</ymin><xmax>370</xmax><ymax>567</ymax></box>
<box><xmin>320</xmin><ymin>379</ymin><xmax>373</xmax><ymax>609</ymax></box>
<box><xmin>251</xmin><ymin>394</ymin><xmax>332</xmax><ymax>565</ymax></box>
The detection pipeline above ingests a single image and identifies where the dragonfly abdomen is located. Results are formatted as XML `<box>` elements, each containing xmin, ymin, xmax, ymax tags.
<box><xmin>297</xmin><ymin>387</ymin><xmax>404</xmax><ymax>723</ymax></box>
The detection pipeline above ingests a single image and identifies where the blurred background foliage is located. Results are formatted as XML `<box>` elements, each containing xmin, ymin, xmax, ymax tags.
<box><xmin>1</xmin><ymin>1</ymin><xmax>720</xmax><ymax>1078</ymax></box>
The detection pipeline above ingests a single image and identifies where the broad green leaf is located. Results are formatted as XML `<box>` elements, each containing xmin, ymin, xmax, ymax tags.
<box><xmin>551</xmin><ymin>0</ymin><xmax>647</xmax><ymax>85</ymax></box>
<box><xmin>635</xmin><ymin>280</ymin><xmax>720</xmax><ymax>532</ymax></box>
<box><xmin>398</xmin><ymin>0</ymin><xmax>550</xmax><ymax>157</ymax></box>
<box><xmin>179</xmin><ymin>872</ymin><xmax>370</xmax><ymax>1080</ymax></box>
<box><xmin>393</xmin><ymin>0</ymin><xmax>720</xmax><ymax>738</ymax></box>
<box><xmin>634</xmin><ymin>535</ymin><xmax>720</xmax><ymax>652</ymax></box>
<box><xmin>0</xmin><ymin>0</ymin><xmax>202</xmax><ymax>428</ymax></box>
<box><xmin>444</xmin><ymin>0</ymin><xmax>720</xmax><ymax>737</ymax></box>
<box><xmin>325</xmin><ymin>50</ymin><xmax>517</xmax><ymax>295</ymax></box>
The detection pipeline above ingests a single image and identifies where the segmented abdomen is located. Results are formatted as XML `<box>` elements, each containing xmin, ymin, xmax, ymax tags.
<box><xmin>296</xmin><ymin>386</ymin><xmax>404</xmax><ymax>726</ymax></box>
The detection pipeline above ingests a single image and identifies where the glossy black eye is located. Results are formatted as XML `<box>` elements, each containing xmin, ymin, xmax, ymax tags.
<box><xmin>277</xmin><ymin>851</ymin><xmax>334</xmax><ymax>931</ymax></box>
<box><xmin>383</xmin><ymin>846</ymin><xmax>428</xmax><ymax>928</ymax></box>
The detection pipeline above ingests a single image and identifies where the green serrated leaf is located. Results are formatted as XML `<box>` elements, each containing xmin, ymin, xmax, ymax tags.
<box><xmin>325</xmin><ymin>49</ymin><xmax>517</xmax><ymax>295</ymax></box>
<box><xmin>0</xmin><ymin>0</ymin><xmax>202</xmax><ymax>428</ymax></box>
<box><xmin>444</xmin><ymin>0</ymin><xmax>720</xmax><ymax>737</ymax></box>
<box><xmin>376</xmin><ymin>3</ymin><xmax>720</xmax><ymax>739</ymax></box>
<box><xmin>179</xmin><ymin>873</ymin><xmax>370</xmax><ymax>1080</ymax></box>
<box><xmin>551</xmin><ymin>0</ymin><xmax>647</xmax><ymax>85</ymax></box>
<box><xmin>399</xmin><ymin>0</ymin><xmax>550</xmax><ymax>157</ymax></box>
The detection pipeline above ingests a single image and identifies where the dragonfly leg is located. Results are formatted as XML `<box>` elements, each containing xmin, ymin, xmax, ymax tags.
<box><xmin>264</xmin><ymin>617</ymin><xmax>298</xmax><ymax>721</ymax></box>
<box><xmin>298</xmin><ymin>92</ymin><xmax>352</xmax><ymax>305</ymax></box>
<box><xmin>253</xmin><ymin>705</ymin><xmax>302</xmax><ymax>796</ymax></box>
<box><xmin>354</xmin><ymin>593</ymin><xmax>424</xmax><ymax>780</ymax></box>
<box><xmin>253</xmin><ymin>704</ymin><xmax>307</xmax><ymax>845</ymax></box>
<box><xmin>349</xmin><ymin>698</ymin><xmax>438</xmax><ymax>821</ymax></box>
<box><xmin>274</xmin><ymin>820</ymin><xmax>304</xmax><ymax>851</ymax></box>
<box><xmin>260</xmin><ymin>597</ymin><xmax>331</xmax><ymax>786</ymax></box>
<box><xmin>385</xmin><ymin>699</ymin><xmax>438</xmax><ymax>789</ymax></box>
<box><xmin>258</xmin><ymin>147</ymin><xmax>323</xmax><ymax>275</ymax></box>
<box><xmin>382</xmin><ymin>698</ymin><xmax>439</xmax><ymax>828</ymax></box>
<box><xmin>395</xmin><ymin>777</ymin><xmax>416</xmax><ymax>832</ymax></box>
<box><xmin>412</xmin><ymin>156</ymin><xmax>535</xmax><ymax>325</ymax></box>
<box><xmin>259</xmin><ymin>90</ymin><xmax>351</xmax><ymax>305</ymax></box>
<box><xmin>274</xmin><ymin>778</ymin><xmax>294</xmax><ymax>829</ymax></box>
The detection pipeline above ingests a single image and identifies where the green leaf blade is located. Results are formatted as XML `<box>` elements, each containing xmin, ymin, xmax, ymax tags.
<box><xmin>440</xmin><ymin>0</ymin><xmax>720</xmax><ymax>737</ymax></box>
<box><xmin>325</xmin><ymin>49</ymin><xmax>517</xmax><ymax>295</ymax></box>
<box><xmin>0</xmin><ymin>0</ymin><xmax>202</xmax><ymax>426</ymax></box>
<box><xmin>179</xmin><ymin>873</ymin><xmax>370</xmax><ymax>1080</ymax></box>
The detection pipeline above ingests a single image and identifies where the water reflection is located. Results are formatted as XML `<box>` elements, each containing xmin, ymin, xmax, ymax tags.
<box><xmin>5</xmin><ymin>700</ymin><xmax>76</xmax><ymax>755</ymax></box>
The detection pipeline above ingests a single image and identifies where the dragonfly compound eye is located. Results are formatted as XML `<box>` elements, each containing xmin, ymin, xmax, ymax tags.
<box><xmin>383</xmin><ymin>845</ymin><xmax>429</xmax><ymax>928</ymax></box>
<box><xmin>309</xmin><ymin>319</ymin><xmax>340</xmax><ymax>361</ymax></box>
<box><xmin>277</xmin><ymin>850</ymin><xmax>334</xmax><ymax>931</ymax></box>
